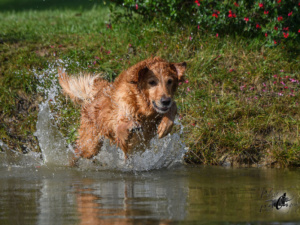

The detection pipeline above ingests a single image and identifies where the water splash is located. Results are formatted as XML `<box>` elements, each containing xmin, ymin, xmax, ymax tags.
<box><xmin>33</xmin><ymin>59</ymin><xmax>78</xmax><ymax>166</ymax></box>
<box><xmin>33</xmin><ymin>60</ymin><xmax>187</xmax><ymax>171</ymax></box>
<box><xmin>0</xmin><ymin>140</ymin><xmax>42</xmax><ymax>168</ymax></box>
<box><xmin>77</xmin><ymin>122</ymin><xmax>187</xmax><ymax>171</ymax></box>
<box><xmin>35</xmin><ymin>103</ymin><xmax>74</xmax><ymax>166</ymax></box>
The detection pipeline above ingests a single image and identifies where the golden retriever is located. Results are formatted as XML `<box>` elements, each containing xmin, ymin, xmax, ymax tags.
<box><xmin>58</xmin><ymin>57</ymin><xmax>186</xmax><ymax>162</ymax></box>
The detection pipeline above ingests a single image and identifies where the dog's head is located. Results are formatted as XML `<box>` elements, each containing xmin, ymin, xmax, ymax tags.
<box><xmin>128</xmin><ymin>58</ymin><xmax>186</xmax><ymax>114</ymax></box>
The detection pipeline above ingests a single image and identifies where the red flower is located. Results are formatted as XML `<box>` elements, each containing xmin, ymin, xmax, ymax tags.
<box><xmin>277</xmin><ymin>0</ymin><xmax>281</xmax><ymax>3</ymax></box>
<box><xmin>234</xmin><ymin>2</ymin><xmax>239</xmax><ymax>7</ymax></box>
<box><xmin>288</xmin><ymin>11</ymin><xmax>293</xmax><ymax>17</ymax></box>
<box><xmin>274</xmin><ymin>26</ymin><xmax>278</xmax><ymax>31</ymax></box>
<box><xmin>135</xmin><ymin>4</ymin><xmax>138</xmax><ymax>10</ymax></box>
<box><xmin>283</xmin><ymin>27</ymin><xmax>289</xmax><ymax>31</ymax></box>
<box><xmin>259</xmin><ymin>3</ymin><xmax>264</xmax><ymax>8</ymax></box>
<box><xmin>216</xmin><ymin>33</ymin><xmax>219</xmax><ymax>37</ymax></box>
<box><xmin>274</xmin><ymin>40</ymin><xmax>277</xmax><ymax>44</ymax></box>
<box><xmin>256</xmin><ymin>24</ymin><xmax>261</xmax><ymax>29</ymax></box>
<box><xmin>195</xmin><ymin>0</ymin><xmax>200</xmax><ymax>6</ymax></box>
<box><xmin>212</xmin><ymin>13</ymin><xmax>218</xmax><ymax>18</ymax></box>
<box><xmin>283</xmin><ymin>32</ymin><xmax>289</xmax><ymax>38</ymax></box>
<box><xmin>244</xmin><ymin>17</ymin><xmax>249</xmax><ymax>22</ymax></box>
<box><xmin>228</xmin><ymin>10</ymin><xmax>236</xmax><ymax>18</ymax></box>
<box><xmin>264</xmin><ymin>11</ymin><xmax>269</xmax><ymax>14</ymax></box>
<box><xmin>277</xmin><ymin>16</ymin><xmax>283</xmax><ymax>22</ymax></box>
<box><xmin>298</xmin><ymin>29</ymin><xmax>300</xmax><ymax>33</ymax></box>
<box><xmin>265</xmin><ymin>33</ymin><xmax>268</xmax><ymax>37</ymax></box>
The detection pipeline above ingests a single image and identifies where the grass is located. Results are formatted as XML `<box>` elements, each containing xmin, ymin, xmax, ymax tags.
<box><xmin>0</xmin><ymin>0</ymin><xmax>299</xmax><ymax>167</ymax></box>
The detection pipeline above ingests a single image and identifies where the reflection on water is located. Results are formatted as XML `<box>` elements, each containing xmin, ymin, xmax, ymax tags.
<box><xmin>0</xmin><ymin>165</ymin><xmax>300</xmax><ymax>224</ymax></box>
<box><xmin>38</xmin><ymin>178</ymin><xmax>78</xmax><ymax>225</ymax></box>
<box><xmin>74</xmin><ymin>172</ymin><xmax>187</xmax><ymax>225</ymax></box>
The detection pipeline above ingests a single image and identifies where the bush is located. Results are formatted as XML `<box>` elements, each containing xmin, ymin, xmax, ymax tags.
<box><xmin>111</xmin><ymin>0</ymin><xmax>300</xmax><ymax>46</ymax></box>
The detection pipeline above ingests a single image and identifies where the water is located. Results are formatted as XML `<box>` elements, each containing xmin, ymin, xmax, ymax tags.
<box><xmin>1</xmin><ymin>62</ymin><xmax>300</xmax><ymax>224</ymax></box>
<box><xmin>1</xmin><ymin>164</ymin><xmax>300</xmax><ymax>225</ymax></box>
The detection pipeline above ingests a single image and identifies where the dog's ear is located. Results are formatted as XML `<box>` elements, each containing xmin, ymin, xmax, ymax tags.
<box><xmin>128</xmin><ymin>65</ymin><xmax>149</xmax><ymax>84</ymax></box>
<box><xmin>171</xmin><ymin>62</ymin><xmax>187</xmax><ymax>82</ymax></box>
<box><xmin>137</xmin><ymin>67</ymin><xmax>149</xmax><ymax>83</ymax></box>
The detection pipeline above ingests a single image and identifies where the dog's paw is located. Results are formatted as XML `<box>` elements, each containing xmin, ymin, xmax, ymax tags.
<box><xmin>157</xmin><ymin>117</ymin><xmax>174</xmax><ymax>139</ymax></box>
<box><xmin>116</xmin><ymin>120</ymin><xmax>142</xmax><ymax>146</ymax></box>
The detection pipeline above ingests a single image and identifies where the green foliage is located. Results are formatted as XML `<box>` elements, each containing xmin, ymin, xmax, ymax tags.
<box><xmin>112</xmin><ymin>0</ymin><xmax>300</xmax><ymax>46</ymax></box>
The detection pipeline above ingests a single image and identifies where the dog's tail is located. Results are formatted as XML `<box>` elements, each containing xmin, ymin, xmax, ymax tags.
<box><xmin>58</xmin><ymin>68</ymin><xmax>102</xmax><ymax>105</ymax></box>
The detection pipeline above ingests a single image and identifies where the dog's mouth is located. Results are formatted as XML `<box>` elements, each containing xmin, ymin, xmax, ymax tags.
<box><xmin>152</xmin><ymin>101</ymin><xmax>171</xmax><ymax>114</ymax></box>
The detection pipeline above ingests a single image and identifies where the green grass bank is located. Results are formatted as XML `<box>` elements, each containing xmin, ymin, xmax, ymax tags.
<box><xmin>1</xmin><ymin>0</ymin><xmax>300</xmax><ymax>167</ymax></box>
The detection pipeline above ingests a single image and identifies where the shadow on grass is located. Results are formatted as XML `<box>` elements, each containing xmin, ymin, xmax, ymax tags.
<box><xmin>0</xmin><ymin>32</ymin><xmax>27</xmax><ymax>44</ymax></box>
<box><xmin>0</xmin><ymin>0</ymin><xmax>106</xmax><ymax>12</ymax></box>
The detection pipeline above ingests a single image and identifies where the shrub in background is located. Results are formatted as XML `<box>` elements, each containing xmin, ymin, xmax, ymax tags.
<box><xmin>111</xmin><ymin>0</ymin><xmax>300</xmax><ymax>46</ymax></box>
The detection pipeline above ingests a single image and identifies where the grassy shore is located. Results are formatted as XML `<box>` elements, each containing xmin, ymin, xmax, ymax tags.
<box><xmin>1</xmin><ymin>0</ymin><xmax>300</xmax><ymax>167</ymax></box>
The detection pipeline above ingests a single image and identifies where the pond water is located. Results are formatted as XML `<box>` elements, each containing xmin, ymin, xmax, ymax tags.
<box><xmin>1</xmin><ymin>163</ymin><xmax>300</xmax><ymax>225</ymax></box>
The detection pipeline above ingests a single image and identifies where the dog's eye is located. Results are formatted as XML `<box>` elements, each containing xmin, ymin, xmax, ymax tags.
<box><xmin>148</xmin><ymin>80</ymin><xmax>157</xmax><ymax>86</ymax></box>
<box><xmin>167</xmin><ymin>79</ymin><xmax>173</xmax><ymax>85</ymax></box>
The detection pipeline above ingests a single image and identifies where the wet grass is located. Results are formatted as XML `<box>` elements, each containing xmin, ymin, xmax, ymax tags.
<box><xmin>0</xmin><ymin>1</ymin><xmax>299</xmax><ymax>167</ymax></box>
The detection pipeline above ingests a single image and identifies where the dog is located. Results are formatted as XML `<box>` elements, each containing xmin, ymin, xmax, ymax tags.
<box><xmin>58</xmin><ymin>57</ymin><xmax>186</xmax><ymax>162</ymax></box>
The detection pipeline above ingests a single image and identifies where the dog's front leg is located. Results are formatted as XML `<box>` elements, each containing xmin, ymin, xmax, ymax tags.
<box><xmin>157</xmin><ymin>102</ymin><xmax>177</xmax><ymax>138</ymax></box>
<box><xmin>116</xmin><ymin>120</ymin><xmax>142</xmax><ymax>158</ymax></box>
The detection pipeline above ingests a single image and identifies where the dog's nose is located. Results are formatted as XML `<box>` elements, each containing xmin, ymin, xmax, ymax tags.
<box><xmin>160</xmin><ymin>96</ymin><xmax>172</xmax><ymax>106</ymax></box>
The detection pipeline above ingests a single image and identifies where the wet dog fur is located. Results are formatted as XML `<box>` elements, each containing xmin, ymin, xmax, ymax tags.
<box><xmin>58</xmin><ymin>57</ymin><xmax>186</xmax><ymax>162</ymax></box>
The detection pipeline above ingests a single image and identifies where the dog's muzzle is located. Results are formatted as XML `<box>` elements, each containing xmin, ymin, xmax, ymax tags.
<box><xmin>152</xmin><ymin>98</ymin><xmax>172</xmax><ymax>114</ymax></box>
